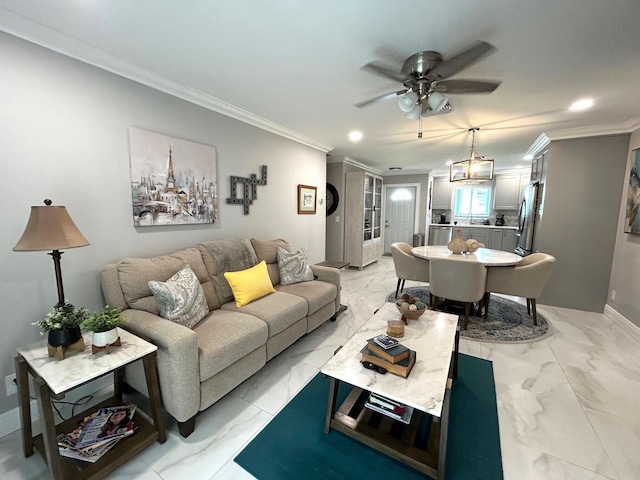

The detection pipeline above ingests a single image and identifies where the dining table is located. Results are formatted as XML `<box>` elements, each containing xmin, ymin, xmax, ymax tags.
<box><xmin>410</xmin><ymin>245</ymin><xmax>522</xmax><ymax>266</ymax></box>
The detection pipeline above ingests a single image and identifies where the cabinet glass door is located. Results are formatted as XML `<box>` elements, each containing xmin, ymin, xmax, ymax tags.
<box><xmin>373</xmin><ymin>177</ymin><xmax>382</xmax><ymax>240</ymax></box>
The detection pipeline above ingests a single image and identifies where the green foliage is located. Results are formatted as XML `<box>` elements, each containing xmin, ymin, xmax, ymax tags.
<box><xmin>82</xmin><ymin>305</ymin><xmax>126</xmax><ymax>332</ymax></box>
<box><xmin>33</xmin><ymin>301</ymin><xmax>89</xmax><ymax>334</ymax></box>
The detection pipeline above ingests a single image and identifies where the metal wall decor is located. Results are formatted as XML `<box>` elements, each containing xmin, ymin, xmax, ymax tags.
<box><xmin>226</xmin><ymin>165</ymin><xmax>268</xmax><ymax>214</ymax></box>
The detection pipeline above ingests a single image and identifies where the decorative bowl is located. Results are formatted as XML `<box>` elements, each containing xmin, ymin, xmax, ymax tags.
<box><xmin>395</xmin><ymin>301</ymin><xmax>427</xmax><ymax>320</ymax></box>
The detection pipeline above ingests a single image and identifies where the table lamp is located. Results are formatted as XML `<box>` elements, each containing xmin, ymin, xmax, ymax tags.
<box><xmin>13</xmin><ymin>199</ymin><xmax>90</xmax><ymax>307</ymax></box>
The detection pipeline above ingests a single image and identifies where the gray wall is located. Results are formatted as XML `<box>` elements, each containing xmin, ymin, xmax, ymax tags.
<box><xmin>0</xmin><ymin>33</ymin><xmax>327</xmax><ymax>415</ymax></box>
<box><xmin>536</xmin><ymin>135</ymin><xmax>630</xmax><ymax>312</ymax></box>
<box><xmin>608</xmin><ymin>127</ymin><xmax>640</xmax><ymax>325</ymax></box>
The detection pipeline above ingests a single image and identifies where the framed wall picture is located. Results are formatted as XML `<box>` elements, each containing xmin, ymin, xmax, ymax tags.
<box><xmin>297</xmin><ymin>184</ymin><xmax>317</xmax><ymax>214</ymax></box>
<box><xmin>129</xmin><ymin>127</ymin><xmax>218</xmax><ymax>226</ymax></box>
<box><xmin>624</xmin><ymin>148</ymin><xmax>640</xmax><ymax>234</ymax></box>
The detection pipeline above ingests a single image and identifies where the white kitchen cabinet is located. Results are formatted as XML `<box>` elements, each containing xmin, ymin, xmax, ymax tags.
<box><xmin>344</xmin><ymin>171</ymin><xmax>383</xmax><ymax>269</ymax></box>
<box><xmin>502</xmin><ymin>229</ymin><xmax>517</xmax><ymax>253</ymax></box>
<box><xmin>431</xmin><ymin>177</ymin><xmax>452</xmax><ymax>209</ymax></box>
<box><xmin>493</xmin><ymin>175</ymin><xmax>521</xmax><ymax>210</ymax></box>
<box><xmin>488</xmin><ymin>229</ymin><xmax>503</xmax><ymax>250</ymax></box>
<box><xmin>468</xmin><ymin>228</ymin><xmax>490</xmax><ymax>247</ymax></box>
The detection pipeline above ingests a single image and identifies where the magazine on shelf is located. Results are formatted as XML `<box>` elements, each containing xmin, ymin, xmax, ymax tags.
<box><xmin>364</xmin><ymin>392</ymin><xmax>414</xmax><ymax>424</ymax></box>
<box><xmin>74</xmin><ymin>404</ymin><xmax>137</xmax><ymax>449</ymax></box>
<box><xmin>58</xmin><ymin>436</ymin><xmax>120</xmax><ymax>463</ymax></box>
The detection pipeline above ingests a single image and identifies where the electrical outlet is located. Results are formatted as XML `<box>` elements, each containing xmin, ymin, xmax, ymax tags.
<box><xmin>611</xmin><ymin>289</ymin><xmax>616</xmax><ymax>301</ymax></box>
<box><xmin>5</xmin><ymin>373</ymin><xmax>17</xmax><ymax>396</ymax></box>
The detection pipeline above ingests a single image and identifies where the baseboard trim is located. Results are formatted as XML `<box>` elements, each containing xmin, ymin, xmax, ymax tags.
<box><xmin>0</xmin><ymin>399</ymin><xmax>39</xmax><ymax>439</ymax></box>
<box><xmin>604</xmin><ymin>304</ymin><xmax>640</xmax><ymax>344</ymax></box>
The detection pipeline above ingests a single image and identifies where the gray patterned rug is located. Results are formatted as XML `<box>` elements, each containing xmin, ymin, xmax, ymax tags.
<box><xmin>387</xmin><ymin>286</ymin><xmax>553</xmax><ymax>343</ymax></box>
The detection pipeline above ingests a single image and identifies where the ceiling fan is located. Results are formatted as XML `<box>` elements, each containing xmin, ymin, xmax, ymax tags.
<box><xmin>355</xmin><ymin>41</ymin><xmax>501</xmax><ymax>137</ymax></box>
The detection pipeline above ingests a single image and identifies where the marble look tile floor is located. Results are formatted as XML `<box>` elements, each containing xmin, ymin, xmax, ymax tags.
<box><xmin>2</xmin><ymin>256</ymin><xmax>639</xmax><ymax>480</ymax></box>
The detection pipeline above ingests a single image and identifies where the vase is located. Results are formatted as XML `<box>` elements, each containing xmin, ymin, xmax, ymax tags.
<box><xmin>48</xmin><ymin>326</ymin><xmax>82</xmax><ymax>347</ymax></box>
<box><xmin>92</xmin><ymin>328</ymin><xmax>119</xmax><ymax>348</ymax></box>
<box><xmin>447</xmin><ymin>229</ymin><xmax>467</xmax><ymax>254</ymax></box>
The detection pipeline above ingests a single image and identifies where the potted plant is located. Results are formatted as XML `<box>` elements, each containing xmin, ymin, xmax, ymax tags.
<box><xmin>82</xmin><ymin>305</ymin><xmax>126</xmax><ymax>348</ymax></box>
<box><xmin>33</xmin><ymin>301</ymin><xmax>89</xmax><ymax>348</ymax></box>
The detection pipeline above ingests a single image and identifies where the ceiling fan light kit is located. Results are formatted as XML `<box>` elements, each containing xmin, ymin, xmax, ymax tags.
<box><xmin>450</xmin><ymin>128</ymin><xmax>494</xmax><ymax>182</ymax></box>
<box><xmin>357</xmin><ymin>40</ymin><xmax>501</xmax><ymax>138</ymax></box>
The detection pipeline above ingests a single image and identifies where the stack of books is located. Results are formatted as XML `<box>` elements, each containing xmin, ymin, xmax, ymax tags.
<box><xmin>364</xmin><ymin>392</ymin><xmax>414</xmax><ymax>424</ymax></box>
<box><xmin>360</xmin><ymin>334</ymin><xmax>416</xmax><ymax>378</ymax></box>
<box><xmin>58</xmin><ymin>404</ymin><xmax>137</xmax><ymax>463</ymax></box>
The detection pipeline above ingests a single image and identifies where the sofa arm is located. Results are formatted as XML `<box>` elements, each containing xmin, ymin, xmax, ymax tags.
<box><xmin>310</xmin><ymin>265</ymin><xmax>341</xmax><ymax>311</ymax></box>
<box><xmin>120</xmin><ymin>309</ymin><xmax>201</xmax><ymax>423</ymax></box>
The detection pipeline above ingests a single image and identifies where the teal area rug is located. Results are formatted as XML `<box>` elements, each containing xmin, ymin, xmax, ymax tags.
<box><xmin>388</xmin><ymin>286</ymin><xmax>552</xmax><ymax>343</ymax></box>
<box><xmin>235</xmin><ymin>354</ymin><xmax>503</xmax><ymax>480</ymax></box>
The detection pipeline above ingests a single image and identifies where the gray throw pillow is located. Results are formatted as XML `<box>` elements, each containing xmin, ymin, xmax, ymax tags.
<box><xmin>148</xmin><ymin>265</ymin><xmax>209</xmax><ymax>329</ymax></box>
<box><xmin>277</xmin><ymin>246</ymin><xmax>314</xmax><ymax>286</ymax></box>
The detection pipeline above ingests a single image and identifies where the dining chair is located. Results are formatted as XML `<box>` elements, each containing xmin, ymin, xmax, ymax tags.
<box><xmin>390</xmin><ymin>242</ymin><xmax>429</xmax><ymax>298</ymax></box>
<box><xmin>483</xmin><ymin>252</ymin><xmax>556</xmax><ymax>325</ymax></box>
<box><xmin>429</xmin><ymin>258</ymin><xmax>487</xmax><ymax>330</ymax></box>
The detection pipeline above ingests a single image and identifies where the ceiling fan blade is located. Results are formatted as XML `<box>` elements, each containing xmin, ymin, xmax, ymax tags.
<box><xmin>428</xmin><ymin>41</ymin><xmax>497</xmax><ymax>80</ymax></box>
<box><xmin>434</xmin><ymin>79</ymin><xmax>501</xmax><ymax>94</ymax></box>
<box><xmin>361</xmin><ymin>62</ymin><xmax>407</xmax><ymax>83</ymax></box>
<box><xmin>354</xmin><ymin>90</ymin><xmax>407</xmax><ymax>108</ymax></box>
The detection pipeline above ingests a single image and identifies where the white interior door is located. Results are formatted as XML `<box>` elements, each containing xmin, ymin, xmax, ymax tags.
<box><xmin>384</xmin><ymin>186</ymin><xmax>416</xmax><ymax>254</ymax></box>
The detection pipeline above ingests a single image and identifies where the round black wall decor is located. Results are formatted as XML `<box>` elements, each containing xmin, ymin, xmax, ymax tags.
<box><xmin>326</xmin><ymin>183</ymin><xmax>339</xmax><ymax>216</ymax></box>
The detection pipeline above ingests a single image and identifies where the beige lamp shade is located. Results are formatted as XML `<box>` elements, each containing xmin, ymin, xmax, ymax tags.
<box><xmin>13</xmin><ymin>202</ymin><xmax>89</xmax><ymax>252</ymax></box>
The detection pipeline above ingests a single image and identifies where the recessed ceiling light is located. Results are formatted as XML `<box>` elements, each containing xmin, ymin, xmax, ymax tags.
<box><xmin>523</xmin><ymin>154</ymin><xmax>534</xmax><ymax>161</ymax></box>
<box><xmin>569</xmin><ymin>99</ymin><xmax>594</xmax><ymax>111</ymax></box>
<box><xmin>348</xmin><ymin>131</ymin><xmax>363</xmax><ymax>142</ymax></box>
<box><xmin>445</xmin><ymin>160</ymin><xmax>453</xmax><ymax>166</ymax></box>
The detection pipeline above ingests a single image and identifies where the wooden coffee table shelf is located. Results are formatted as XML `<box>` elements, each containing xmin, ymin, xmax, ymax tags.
<box><xmin>15</xmin><ymin>329</ymin><xmax>166</xmax><ymax>480</ymax></box>
<box><xmin>321</xmin><ymin>302</ymin><xmax>458</xmax><ymax>480</ymax></box>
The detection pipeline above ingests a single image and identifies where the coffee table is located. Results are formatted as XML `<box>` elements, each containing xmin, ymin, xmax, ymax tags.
<box><xmin>321</xmin><ymin>302</ymin><xmax>459</xmax><ymax>479</ymax></box>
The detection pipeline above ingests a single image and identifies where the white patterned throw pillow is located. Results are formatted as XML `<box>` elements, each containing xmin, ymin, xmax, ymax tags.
<box><xmin>148</xmin><ymin>265</ymin><xmax>209</xmax><ymax>328</ymax></box>
<box><xmin>277</xmin><ymin>246</ymin><xmax>315</xmax><ymax>286</ymax></box>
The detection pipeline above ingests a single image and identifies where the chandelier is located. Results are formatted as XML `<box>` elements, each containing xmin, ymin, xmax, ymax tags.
<box><xmin>450</xmin><ymin>128</ymin><xmax>494</xmax><ymax>182</ymax></box>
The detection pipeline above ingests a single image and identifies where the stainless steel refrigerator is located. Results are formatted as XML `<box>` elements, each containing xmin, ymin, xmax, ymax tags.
<box><xmin>515</xmin><ymin>182</ymin><xmax>541</xmax><ymax>256</ymax></box>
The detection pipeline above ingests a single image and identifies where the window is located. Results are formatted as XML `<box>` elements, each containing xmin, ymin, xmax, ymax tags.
<box><xmin>453</xmin><ymin>185</ymin><xmax>492</xmax><ymax>218</ymax></box>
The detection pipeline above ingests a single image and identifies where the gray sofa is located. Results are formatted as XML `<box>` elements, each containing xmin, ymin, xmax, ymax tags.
<box><xmin>100</xmin><ymin>238</ymin><xmax>340</xmax><ymax>437</ymax></box>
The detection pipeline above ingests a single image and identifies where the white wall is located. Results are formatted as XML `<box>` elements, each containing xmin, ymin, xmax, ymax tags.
<box><xmin>0</xmin><ymin>33</ymin><xmax>327</xmax><ymax>415</ymax></box>
<box><xmin>609</xmin><ymin>126</ymin><xmax>640</xmax><ymax>324</ymax></box>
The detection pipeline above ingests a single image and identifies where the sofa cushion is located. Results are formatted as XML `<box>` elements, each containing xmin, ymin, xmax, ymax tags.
<box><xmin>277</xmin><ymin>246</ymin><xmax>314</xmax><ymax>285</ymax></box>
<box><xmin>198</xmin><ymin>238</ymin><xmax>258</xmax><ymax>304</ymax></box>
<box><xmin>220</xmin><ymin>291</ymin><xmax>307</xmax><ymax>337</ymax></box>
<box><xmin>250</xmin><ymin>238</ymin><xmax>292</xmax><ymax>285</ymax></box>
<box><xmin>117</xmin><ymin>248</ymin><xmax>216</xmax><ymax>314</ymax></box>
<box><xmin>148</xmin><ymin>265</ymin><xmax>209</xmax><ymax>329</ymax></box>
<box><xmin>277</xmin><ymin>280</ymin><xmax>337</xmax><ymax>316</ymax></box>
<box><xmin>224</xmin><ymin>261</ymin><xmax>276</xmax><ymax>307</ymax></box>
<box><xmin>193</xmin><ymin>310</ymin><xmax>268</xmax><ymax>380</ymax></box>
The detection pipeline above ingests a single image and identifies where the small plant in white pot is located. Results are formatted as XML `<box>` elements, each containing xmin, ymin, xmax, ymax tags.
<box><xmin>83</xmin><ymin>305</ymin><xmax>126</xmax><ymax>352</ymax></box>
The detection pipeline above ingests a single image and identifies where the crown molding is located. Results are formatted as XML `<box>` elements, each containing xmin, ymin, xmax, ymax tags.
<box><xmin>525</xmin><ymin>133</ymin><xmax>551</xmax><ymax>159</ymax></box>
<box><xmin>546</xmin><ymin>116</ymin><xmax>640</xmax><ymax>141</ymax></box>
<box><xmin>0</xmin><ymin>9</ymin><xmax>333</xmax><ymax>153</ymax></box>
<box><xmin>327</xmin><ymin>156</ymin><xmax>384</xmax><ymax>175</ymax></box>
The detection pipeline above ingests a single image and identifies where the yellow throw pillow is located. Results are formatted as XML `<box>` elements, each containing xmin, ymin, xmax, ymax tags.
<box><xmin>223</xmin><ymin>261</ymin><xmax>276</xmax><ymax>307</ymax></box>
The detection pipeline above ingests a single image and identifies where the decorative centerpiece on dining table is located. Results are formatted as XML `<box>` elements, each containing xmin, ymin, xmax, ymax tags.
<box><xmin>447</xmin><ymin>229</ymin><xmax>467</xmax><ymax>254</ymax></box>
<box><xmin>33</xmin><ymin>301</ymin><xmax>88</xmax><ymax>360</ymax></box>
<box><xmin>82</xmin><ymin>305</ymin><xmax>126</xmax><ymax>354</ymax></box>
<box><xmin>395</xmin><ymin>293</ymin><xmax>427</xmax><ymax>323</ymax></box>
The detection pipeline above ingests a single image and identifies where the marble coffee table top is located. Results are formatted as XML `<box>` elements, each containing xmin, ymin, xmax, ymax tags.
<box><xmin>17</xmin><ymin>329</ymin><xmax>156</xmax><ymax>395</ymax></box>
<box><xmin>321</xmin><ymin>302</ymin><xmax>458</xmax><ymax>417</ymax></box>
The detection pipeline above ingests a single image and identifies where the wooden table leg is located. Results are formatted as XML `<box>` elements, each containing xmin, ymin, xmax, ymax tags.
<box><xmin>142</xmin><ymin>351</ymin><xmax>166</xmax><ymax>443</ymax></box>
<box><xmin>15</xmin><ymin>355</ymin><xmax>33</xmax><ymax>457</ymax></box>
<box><xmin>34</xmin><ymin>376</ymin><xmax>64</xmax><ymax>479</ymax></box>
<box><xmin>114</xmin><ymin>366</ymin><xmax>125</xmax><ymax>402</ymax></box>
<box><xmin>324</xmin><ymin>377</ymin><xmax>339</xmax><ymax>434</ymax></box>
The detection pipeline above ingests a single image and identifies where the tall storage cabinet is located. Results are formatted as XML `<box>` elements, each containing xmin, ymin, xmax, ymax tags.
<box><xmin>344</xmin><ymin>171</ymin><xmax>383</xmax><ymax>269</ymax></box>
